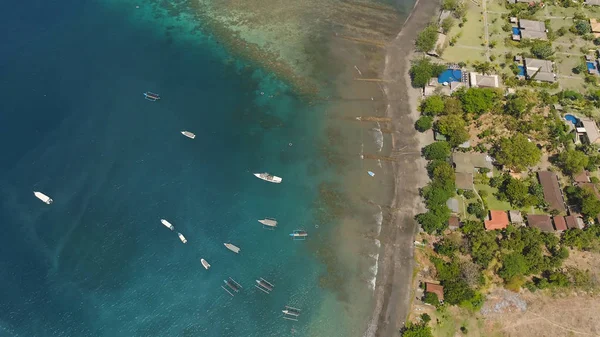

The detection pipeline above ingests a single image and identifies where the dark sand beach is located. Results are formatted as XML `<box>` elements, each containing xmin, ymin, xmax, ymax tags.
<box><xmin>370</xmin><ymin>0</ymin><xmax>440</xmax><ymax>335</ymax></box>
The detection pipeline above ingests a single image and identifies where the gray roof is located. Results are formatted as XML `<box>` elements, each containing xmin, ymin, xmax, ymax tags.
<box><xmin>469</xmin><ymin>73</ymin><xmax>499</xmax><ymax>88</ymax></box>
<box><xmin>455</xmin><ymin>172</ymin><xmax>474</xmax><ymax>190</ymax></box>
<box><xmin>580</xmin><ymin>118</ymin><xmax>600</xmax><ymax>143</ymax></box>
<box><xmin>585</xmin><ymin>0</ymin><xmax>600</xmax><ymax>5</ymax></box>
<box><xmin>519</xmin><ymin>19</ymin><xmax>546</xmax><ymax>32</ymax></box>
<box><xmin>524</xmin><ymin>58</ymin><xmax>553</xmax><ymax>73</ymax></box>
<box><xmin>531</xmin><ymin>71</ymin><xmax>556</xmax><ymax>82</ymax></box>
<box><xmin>452</xmin><ymin>152</ymin><xmax>494</xmax><ymax>173</ymax></box>
<box><xmin>527</xmin><ymin>214</ymin><xmax>554</xmax><ymax>232</ymax></box>
<box><xmin>520</xmin><ymin>30</ymin><xmax>548</xmax><ymax>40</ymax></box>
<box><xmin>447</xmin><ymin>198</ymin><xmax>459</xmax><ymax>213</ymax></box>
<box><xmin>509</xmin><ymin>210</ymin><xmax>524</xmax><ymax>224</ymax></box>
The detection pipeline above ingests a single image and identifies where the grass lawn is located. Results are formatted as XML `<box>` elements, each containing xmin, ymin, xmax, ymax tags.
<box><xmin>474</xmin><ymin>184</ymin><xmax>512</xmax><ymax>211</ymax></box>
<box><xmin>558</xmin><ymin>77</ymin><xmax>586</xmax><ymax>91</ymax></box>
<box><xmin>555</xmin><ymin>53</ymin><xmax>583</xmax><ymax>76</ymax></box>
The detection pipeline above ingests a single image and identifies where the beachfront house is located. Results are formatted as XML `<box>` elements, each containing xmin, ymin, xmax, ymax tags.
<box><xmin>538</xmin><ymin>171</ymin><xmax>566</xmax><ymax>213</ymax></box>
<box><xmin>586</xmin><ymin>0</ymin><xmax>600</xmax><ymax>5</ymax></box>
<box><xmin>553</xmin><ymin>216</ymin><xmax>567</xmax><ymax>232</ymax></box>
<box><xmin>452</xmin><ymin>152</ymin><xmax>494</xmax><ymax>190</ymax></box>
<box><xmin>576</xmin><ymin>118</ymin><xmax>600</xmax><ymax>144</ymax></box>
<box><xmin>527</xmin><ymin>214</ymin><xmax>554</xmax><ymax>232</ymax></box>
<box><xmin>424</xmin><ymin>282</ymin><xmax>444</xmax><ymax>303</ymax></box>
<box><xmin>484</xmin><ymin>210</ymin><xmax>509</xmax><ymax>230</ymax></box>
<box><xmin>565</xmin><ymin>215</ymin><xmax>584</xmax><ymax>229</ymax></box>
<box><xmin>574</xmin><ymin>171</ymin><xmax>591</xmax><ymax>183</ymax></box>
<box><xmin>524</xmin><ymin>58</ymin><xmax>556</xmax><ymax>82</ymax></box>
<box><xmin>469</xmin><ymin>72</ymin><xmax>500</xmax><ymax>88</ymax></box>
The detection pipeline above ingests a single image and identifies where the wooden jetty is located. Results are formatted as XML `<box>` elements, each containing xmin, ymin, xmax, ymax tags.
<box><xmin>255</xmin><ymin>277</ymin><xmax>275</xmax><ymax>294</ymax></box>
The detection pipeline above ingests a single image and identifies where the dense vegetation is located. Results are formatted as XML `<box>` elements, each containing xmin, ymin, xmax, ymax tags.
<box><xmin>409</xmin><ymin>58</ymin><xmax>446</xmax><ymax>88</ymax></box>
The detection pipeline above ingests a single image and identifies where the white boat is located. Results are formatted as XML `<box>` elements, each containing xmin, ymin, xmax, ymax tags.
<box><xmin>160</xmin><ymin>219</ymin><xmax>175</xmax><ymax>231</ymax></box>
<box><xmin>224</xmin><ymin>243</ymin><xmax>240</xmax><ymax>253</ymax></box>
<box><xmin>258</xmin><ymin>218</ymin><xmax>278</xmax><ymax>228</ymax></box>
<box><xmin>181</xmin><ymin>131</ymin><xmax>196</xmax><ymax>139</ymax></box>
<box><xmin>178</xmin><ymin>232</ymin><xmax>187</xmax><ymax>244</ymax></box>
<box><xmin>33</xmin><ymin>191</ymin><xmax>53</xmax><ymax>205</ymax></box>
<box><xmin>201</xmin><ymin>258</ymin><xmax>210</xmax><ymax>270</ymax></box>
<box><xmin>253</xmin><ymin>172</ymin><xmax>282</xmax><ymax>184</ymax></box>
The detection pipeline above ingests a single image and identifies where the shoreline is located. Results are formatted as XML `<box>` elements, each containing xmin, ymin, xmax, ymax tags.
<box><xmin>370</xmin><ymin>0</ymin><xmax>440</xmax><ymax>335</ymax></box>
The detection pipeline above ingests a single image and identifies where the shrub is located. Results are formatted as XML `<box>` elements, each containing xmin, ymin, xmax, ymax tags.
<box><xmin>415</xmin><ymin>116</ymin><xmax>434</xmax><ymax>132</ymax></box>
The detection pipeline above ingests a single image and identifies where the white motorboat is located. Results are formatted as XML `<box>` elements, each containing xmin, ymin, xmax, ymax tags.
<box><xmin>224</xmin><ymin>243</ymin><xmax>240</xmax><ymax>253</ymax></box>
<box><xmin>201</xmin><ymin>258</ymin><xmax>210</xmax><ymax>270</ymax></box>
<box><xmin>253</xmin><ymin>172</ymin><xmax>282</xmax><ymax>184</ymax></box>
<box><xmin>258</xmin><ymin>218</ymin><xmax>278</xmax><ymax>228</ymax></box>
<box><xmin>178</xmin><ymin>232</ymin><xmax>187</xmax><ymax>244</ymax></box>
<box><xmin>33</xmin><ymin>191</ymin><xmax>53</xmax><ymax>205</ymax></box>
<box><xmin>181</xmin><ymin>131</ymin><xmax>196</xmax><ymax>139</ymax></box>
<box><xmin>160</xmin><ymin>219</ymin><xmax>174</xmax><ymax>231</ymax></box>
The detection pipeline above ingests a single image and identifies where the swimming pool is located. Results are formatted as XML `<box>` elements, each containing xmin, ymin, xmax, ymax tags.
<box><xmin>512</xmin><ymin>27</ymin><xmax>521</xmax><ymax>35</ymax></box>
<box><xmin>587</xmin><ymin>61</ymin><xmax>596</xmax><ymax>70</ymax></box>
<box><xmin>517</xmin><ymin>65</ymin><xmax>525</xmax><ymax>76</ymax></box>
<box><xmin>438</xmin><ymin>69</ymin><xmax>463</xmax><ymax>84</ymax></box>
<box><xmin>565</xmin><ymin>114</ymin><xmax>578</xmax><ymax>125</ymax></box>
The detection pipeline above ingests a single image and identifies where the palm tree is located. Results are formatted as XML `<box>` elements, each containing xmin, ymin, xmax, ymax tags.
<box><xmin>474</xmin><ymin>61</ymin><xmax>495</xmax><ymax>75</ymax></box>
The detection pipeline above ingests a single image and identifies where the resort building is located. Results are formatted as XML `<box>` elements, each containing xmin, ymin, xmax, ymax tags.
<box><xmin>553</xmin><ymin>216</ymin><xmax>567</xmax><ymax>232</ymax></box>
<box><xmin>577</xmin><ymin>118</ymin><xmax>600</xmax><ymax>144</ymax></box>
<box><xmin>469</xmin><ymin>72</ymin><xmax>500</xmax><ymax>88</ymax></box>
<box><xmin>484</xmin><ymin>210</ymin><xmax>509</xmax><ymax>230</ymax></box>
<box><xmin>512</xmin><ymin>19</ymin><xmax>548</xmax><ymax>41</ymax></box>
<box><xmin>524</xmin><ymin>58</ymin><xmax>555</xmax><ymax>82</ymax></box>
<box><xmin>448</xmin><ymin>216</ymin><xmax>461</xmax><ymax>230</ymax></box>
<box><xmin>538</xmin><ymin>171</ymin><xmax>566</xmax><ymax>212</ymax></box>
<box><xmin>527</xmin><ymin>214</ymin><xmax>554</xmax><ymax>232</ymax></box>
<box><xmin>585</xmin><ymin>0</ymin><xmax>600</xmax><ymax>5</ymax></box>
<box><xmin>565</xmin><ymin>215</ymin><xmax>584</xmax><ymax>229</ymax></box>
<box><xmin>424</xmin><ymin>282</ymin><xmax>444</xmax><ymax>303</ymax></box>
<box><xmin>509</xmin><ymin>210</ymin><xmax>524</xmax><ymax>225</ymax></box>
<box><xmin>452</xmin><ymin>152</ymin><xmax>494</xmax><ymax>189</ymax></box>
<box><xmin>573</xmin><ymin>171</ymin><xmax>591</xmax><ymax>183</ymax></box>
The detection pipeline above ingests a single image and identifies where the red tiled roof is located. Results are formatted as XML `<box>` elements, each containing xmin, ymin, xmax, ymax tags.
<box><xmin>538</xmin><ymin>171</ymin><xmax>566</xmax><ymax>212</ymax></box>
<box><xmin>425</xmin><ymin>282</ymin><xmax>444</xmax><ymax>301</ymax></box>
<box><xmin>528</xmin><ymin>214</ymin><xmax>554</xmax><ymax>232</ymax></box>
<box><xmin>484</xmin><ymin>210</ymin><xmax>509</xmax><ymax>230</ymax></box>
<box><xmin>565</xmin><ymin>215</ymin><xmax>579</xmax><ymax>229</ymax></box>
<box><xmin>553</xmin><ymin>216</ymin><xmax>567</xmax><ymax>231</ymax></box>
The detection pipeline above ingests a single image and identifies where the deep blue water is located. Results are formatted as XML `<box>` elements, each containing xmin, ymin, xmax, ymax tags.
<box><xmin>0</xmin><ymin>1</ymin><xmax>340</xmax><ymax>336</ymax></box>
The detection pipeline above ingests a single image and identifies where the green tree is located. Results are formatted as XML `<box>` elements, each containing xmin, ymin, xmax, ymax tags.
<box><xmin>436</xmin><ymin>114</ymin><xmax>469</xmax><ymax>147</ymax></box>
<box><xmin>409</xmin><ymin>58</ymin><xmax>446</xmax><ymax>88</ymax></box>
<box><xmin>500</xmin><ymin>178</ymin><xmax>538</xmax><ymax>207</ymax></box>
<box><xmin>467</xmin><ymin>202</ymin><xmax>486</xmax><ymax>219</ymax></box>
<box><xmin>423</xmin><ymin>291</ymin><xmax>439</xmax><ymax>305</ymax></box>
<box><xmin>420</xmin><ymin>313</ymin><xmax>431</xmax><ymax>324</ymax></box>
<box><xmin>557</xmin><ymin>149</ymin><xmax>589</xmax><ymax>175</ymax></box>
<box><xmin>415</xmin><ymin>25</ymin><xmax>439</xmax><ymax>52</ymax></box>
<box><xmin>456</xmin><ymin>87</ymin><xmax>501</xmax><ymax>116</ymax></box>
<box><xmin>493</xmin><ymin>134</ymin><xmax>542</xmax><ymax>171</ymax></box>
<box><xmin>442</xmin><ymin>0</ymin><xmax>459</xmax><ymax>10</ymax></box>
<box><xmin>421</xmin><ymin>95</ymin><xmax>445</xmax><ymax>116</ymax></box>
<box><xmin>499</xmin><ymin>252</ymin><xmax>528</xmax><ymax>281</ymax></box>
<box><xmin>473</xmin><ymin>61</ymin><xmax>495</xmax><ymax>75</ymax></box>
<box><xmin>504</xmin><ymin>95</ymin><xmax>529</xmax><ymax>118</ymax></box>
<box><xmin>401</xmin><ymin>323</ymin><xmax>434</xmax><ymax>337</ymax></box>
<box><xmin>441</xmin><ymin>17</ymin><xmax>455</xmax><ymax>34</ymax></box>
<box><xmin>443</xmin><ymin>97</ymin><xmax>463</xmax><ymax>115</ymax></box>
<box><xmin>416</xmin><ymin>210</ymin><xmax>449</xmax><ymax>234</ymax></box>
<box><xmin>422</xmin><ymin>141</ymin><xmax>451</xmax><ymax>160</ymax></box>
<box><xmin>575</xmin><ymin>20</ymin><xmax>592</xmax><ymax>35</ymax></box>
<box><xmin>415</xmin><ymin>116</ymin><xmax>433</xmax><ymax>132</ymax></box>
<box><xmin>530</xmin><ymin>41</ymin><xmax>554</xmax><ymax>59</ymax></box>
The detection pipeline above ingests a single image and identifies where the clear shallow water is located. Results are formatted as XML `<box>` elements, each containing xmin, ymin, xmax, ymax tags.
<box><xmin>0</xmin><ymin>0</ymin><xmax>359</xmax><ymax>336</ymax></box>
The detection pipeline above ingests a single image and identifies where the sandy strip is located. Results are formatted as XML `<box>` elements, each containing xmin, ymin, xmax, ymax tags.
<box><xmin>366</xmin><ymin>0</ymin><xmax>439</xmax><ymax>336</ymax></box>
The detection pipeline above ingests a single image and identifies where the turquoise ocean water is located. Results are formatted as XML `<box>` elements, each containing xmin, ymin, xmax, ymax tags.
<box><xmin>0</xmin><ymin>1</ymin><xmax>364</xmax><ymax>336</ymax></box>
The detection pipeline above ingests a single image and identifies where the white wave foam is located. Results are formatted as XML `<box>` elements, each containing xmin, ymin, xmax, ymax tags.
<box><xmin>375</xmin><ymin>206</ymin><xmax>383</xmax><ymax>236</ymax></box>
<box><xmin>371</xmin><ymin>123</ymin><xmax>384</xmax><ymax>152</ymax></box>
<box><xmin>374</xmin><ymin>238</ymin><xmax>380</xmax><ymax>248</ymax></box>
<box><xmin>368</xmin><ymin>253</ymin><xmax>379</xmax><ymax>291</ymax></box>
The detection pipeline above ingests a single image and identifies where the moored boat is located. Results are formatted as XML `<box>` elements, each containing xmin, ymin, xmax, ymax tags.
<box><xmin>33</xmin><ymin>191</ymin><xmax>53</xmax><ymax>205</ymax></box>
<box><xmin>201</xmin><ymin>258</ymin><xmax>210</xmax><ymax>270</ymax></box>
<box><xmin>253</xmin><ymin>172</ymin><xmax>282</xmax><ymax>184</ymax></box>
<box><xmin>255</xmin><ymin>278</ymin><xmax>274</xmax><ymax>292</ymax></box>
<box><xmin>224</xmin><ymin>243</ymin><xmax>240</xmax><ymax>253</ymax></box>
<box><xmin>178</xmin><ymin>232</ymin><xmax>187</xmax><ymax>244</ymax></box>
<box><xmin>181</xmin><ymin>131</ymin><xmax>196</xmax><ymax>139</ymax></box>
<box><xmin>290</xmin><ymin>229</ymin><xmax>308</xmax><ymax>240</ymax></box>
<box><xmin>258</xmin><ymin>218</ymin><xmax>278</xmax><ymax>228</ymax></box>
<box><xmin>143</xmin><ymin>91</ymin><xmax>160</xmax><ymax>101</ymax></box>
<box><xmin>160</xmin><ymin>219</ymin><xmax>175</xmax><ymax>231</ymax></box>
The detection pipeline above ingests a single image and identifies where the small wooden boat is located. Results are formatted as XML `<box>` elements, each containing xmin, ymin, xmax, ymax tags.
<box><xmin>160</xmin><ymin>219</ymin><xmax>174</xmax><ymax>231</ymax></box>
<box><xmin>224</xmin><ymin>243</ymin><xmax>240</xmax><ymax>253</ymax></box>
<box><xmin>258</xmin><ymin>218</ymin><xmax>278</xmax><ymax>229</ymax></box>
<box><xmin>201</xmin><ymin>258</ymin><xmax>210</xmax><ymax>270</ymax></box>
<box><xmin>143</xmin><ymin>91</ymin><xmax>160</xmax><ymax>101</ymax></box>
<box><xmin>255</xmin><ymin>278</ymin><xmax>274</xmax><ymax>294</ymax></box>
<box><xmin>290</xmin><ymin>230</ymin><xmax>308</xmax><ymax>240</ymax></box>
<box><xmin>181</xmin><ymin>131</ymin><xmax>196</xmax><ymax>139</ymax></box>
<box><xmin>178</xmin><ymin>232</ymin><xmax>187</xmax><ymax>244</ymax></box>
<box><xmin>253</xmin><ymin>172</ymin><xmax>282</xmax><ymax>183</ymax></box>
<box><xmin>282</xmin><ymin>306</ymin><xmax>301</xmax><ymax>321</ymax></box>
<box><xmin>221</xmin><ymin>277</ymin><xmax>242</xmax><ymax>296</ymax></box>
